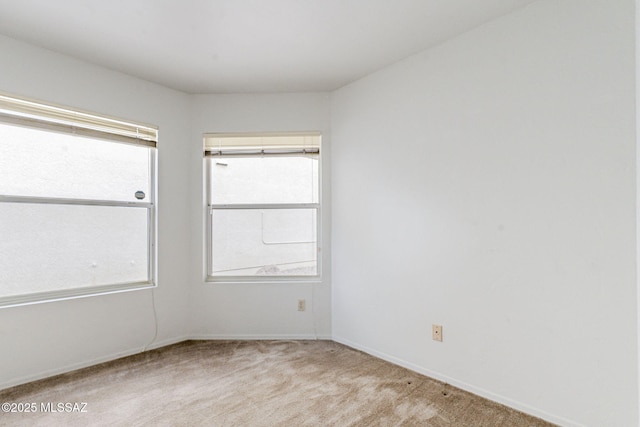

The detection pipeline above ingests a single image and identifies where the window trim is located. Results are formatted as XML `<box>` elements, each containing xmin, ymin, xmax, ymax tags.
<box><xmin>0</xmin><ymin>94</ymin><xmax>158</xmax><ymax>308</ymax></box>
<box><xmin>204</xmin><ymin>132</ymin><xmax>322</xmax><ymax>283</ymax></box>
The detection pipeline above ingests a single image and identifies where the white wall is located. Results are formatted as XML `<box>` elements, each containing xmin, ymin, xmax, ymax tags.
<box><xmin>0</xmin><ymin>35</ymin><xmax>192</xmax><ymax>388</ymax></box>
<box><xmin>189</xmin><ymin>93</ymin><xmax>332</xmax><ymax>339</ymax></box>
<box><xmin>331</xmin><ymin>1</ymin><xmax>638</xmax><ymax>426</ymax></box>
<box><xmin>0</xmin><ymin>39</ymin><xmax>333</xmax><ymax>387</ymax></box>
<box><xmin>1</xmin><ymin>2</ymin><xmax>638</xmax><ymax>425</ymax></box>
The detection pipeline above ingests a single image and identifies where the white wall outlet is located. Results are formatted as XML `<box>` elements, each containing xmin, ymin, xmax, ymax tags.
<box><xmin>297</xmin><ymin>299</ymin><xmax>306</xmax><ymax>311</ymax></box>
<box><xmin>432</xmin><ymin>324</ymin><xmax>443</xmax><ymax>342</ymax></box>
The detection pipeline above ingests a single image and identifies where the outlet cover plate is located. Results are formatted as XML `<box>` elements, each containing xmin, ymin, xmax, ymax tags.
<box><xmin>432</xmin><ymin>324</ymin><xmax>443</xmax><ymax>342</ymax></box>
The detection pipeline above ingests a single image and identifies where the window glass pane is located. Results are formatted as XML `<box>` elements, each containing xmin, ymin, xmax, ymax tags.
<box><xmin>0</xmin><ymin>122</ymin><xmax>150</xmax><ymax>202</ymax></box>
<box><xmin>0</xmin><ymin>203</ymin><xmax>149</xmax><ymax>298</ymax></box>
<box><xmin>208</xmin><ymin>155</ymin><xmax>318</xmax><ymax>204</ymax></box>
<box><xmin>262</xmin><ymin>209</ymin><xmax>316</xmax><ymax>243</ymax></box>
<box><xmin>210</xmin><ymin>208</ymin><xmax>317</xmax><ymax>276</ymax></box>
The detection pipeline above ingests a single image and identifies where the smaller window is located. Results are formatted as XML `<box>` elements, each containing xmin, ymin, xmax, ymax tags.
<box><xmin>204</xmin><ymin>133</ymin><xmax>321</xmax><ymax>281</ymax></box>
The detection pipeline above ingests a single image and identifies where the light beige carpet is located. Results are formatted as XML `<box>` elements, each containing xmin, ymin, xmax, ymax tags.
<box><xmin>0</xmin><ymin>340</ymin><xmax>553</xmax><ymax>426</ymax></box>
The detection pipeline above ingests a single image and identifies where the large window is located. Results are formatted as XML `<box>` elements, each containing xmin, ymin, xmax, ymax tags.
<box><xmin>0</xmin><ymin>94</ymin><xmax>157</xmax><ymax>307</ymax></box>
<box><xmin>205</xmin><ymin>133</ymin><xmax>320</xmax><ymax>280</ymax></box>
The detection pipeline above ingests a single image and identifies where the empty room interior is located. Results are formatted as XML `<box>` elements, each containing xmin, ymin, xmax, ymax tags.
<box><xmin>0</xmin><ymin>0</ymin><xmax>639</xmax><ymax>426</ymax></box>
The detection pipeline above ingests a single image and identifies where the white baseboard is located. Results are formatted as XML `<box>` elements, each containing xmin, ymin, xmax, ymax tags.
<box><xmin>332</xmin><ymin>335</ymin><xmax>582</xmax><ymax>427</ymax></box>
<box><xmin>2</xmin><ymin>333</ymin><xmax>580</xmax><ymax>427</ymax></box>
<box><xmin>0</xmin><ymin>335</ymin><xmax>189</xmax><ymax>391</ymax></box>
<box><xmin>189</xmin><ymin>333</ymin><xmax>333</xmax><ymax>341</ymax></box>
<box><xmin>0</xmin><ymin>334</ymin><xmax>336</xmax><ymax>391</ymax></box>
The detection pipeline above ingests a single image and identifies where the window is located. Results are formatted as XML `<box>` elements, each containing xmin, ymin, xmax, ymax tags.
<box><xmin>0</xmin><ymin>94</ymin><xmax>157</xmax><ymax>307</ymax></box>
<box><xmin>204</xmin><ymin>133</ymin><xmax>320</xmax><ymax>280</ymax></box>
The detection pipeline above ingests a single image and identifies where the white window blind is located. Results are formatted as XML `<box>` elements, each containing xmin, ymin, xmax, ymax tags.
<box><xmin>204</xmin><ymin>133</ymin><xmax>320</xmax><ymax>156</ymax></box>
<box><xmin>0</xmin><ymin>93</ymin><xmax>157</xmax><ymax>147</ymax></box>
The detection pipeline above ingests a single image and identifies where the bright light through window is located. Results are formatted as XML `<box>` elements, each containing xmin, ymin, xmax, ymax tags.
<box><xmin>0</xmin><ymin>94</ymin><xmax>157</xmax><ymax>306</ymax></box>
<box><xmin>205</xmin><ymin>134</ymin><xmax>320</xmax><ymax>280</ymax></box>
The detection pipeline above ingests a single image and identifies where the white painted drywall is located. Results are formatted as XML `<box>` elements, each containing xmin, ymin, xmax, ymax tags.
<box><xmin>637</xmin><ymin>2</ymin><xmax>640</xmax><ymax>425</ymax></box>
<box><xmin>188</xmin><ymin>93</ymin><xmax>332</xmax><ymax>339</ymax></box>
<box><xmin>0</xmin><ymin>35</ymin><xmax>192</xmax><ymax>388</ymax></box>
<box><xmin>0</xmin><ymin>2</ymin><xmax>637</xmax><ymax>425</ymax></box>
<box><xmin>331</xmin><ymin>1</ymin><xmax>638</xmax><ymax>426</ymax></box>
<box><xmin>0</xmin><ymin>40</ymin><xmax>333</xmax><ymax>386</ymax></box>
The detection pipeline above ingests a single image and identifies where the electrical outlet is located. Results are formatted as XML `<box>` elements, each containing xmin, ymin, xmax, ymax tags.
<box><xmin>432</xmin><ymin>324</ymin><xmax>443</xmax><ymax>342</ymax></box>
<box><xmin>297</xmin><ymin>299</ymin><xmax>306</xmax><ymax>312</ymax></box>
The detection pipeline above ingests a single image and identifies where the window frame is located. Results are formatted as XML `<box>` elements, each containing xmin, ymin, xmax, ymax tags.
<box><xmin>204</xmin><ymin>132</ymin><xmax>322</xmax><ymax>283</ymax></box>
<box><xmin>0</xmin><ymin>93</ymin><xmax>157</xmax><ymax>308</ymax></box>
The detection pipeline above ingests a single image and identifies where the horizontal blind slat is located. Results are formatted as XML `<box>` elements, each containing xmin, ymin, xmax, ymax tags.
<box><xmin>204</xmin><ymin>133</ymin><xmax>320</xmax><ymax>156</ymax></box>
<box><xmin>0</xmin><ymin>94</ymin><xmax>157</xmax><ymax>146</ymax></box>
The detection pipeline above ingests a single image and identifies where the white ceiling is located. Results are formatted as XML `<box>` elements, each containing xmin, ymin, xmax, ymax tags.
<box><xmin>0</xmin><ymin>0</ymin><xmax>537</xmax><ymax>94</ymax></box>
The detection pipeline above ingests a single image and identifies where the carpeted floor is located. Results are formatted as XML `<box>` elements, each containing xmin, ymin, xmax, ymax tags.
<box><xmin>0</xmin><ymin>340</ymin><xmax>553</xmax><ymax>426</ymax></box>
